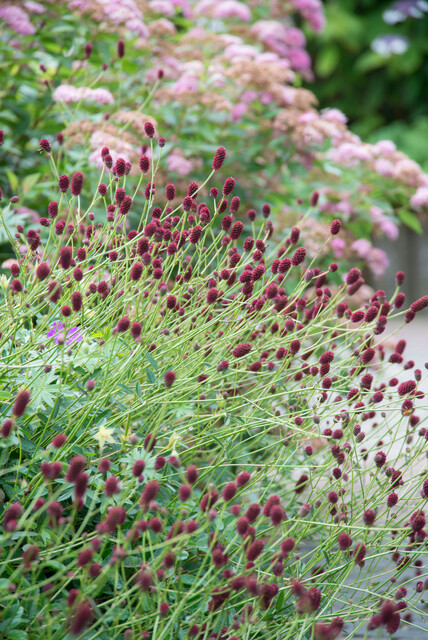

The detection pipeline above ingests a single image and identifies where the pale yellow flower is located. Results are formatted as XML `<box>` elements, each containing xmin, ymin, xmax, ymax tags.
<box><xmin>93</xmin><ymin>424</ymin><xmax>116</xmax><ymax>451</ymax></box>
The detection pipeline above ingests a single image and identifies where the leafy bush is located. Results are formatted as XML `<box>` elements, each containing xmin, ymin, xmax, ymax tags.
<box><xmin>306</xmin><ymin>0</ymin><xmax>428</xmax><ymax>143</ymax></box>
<box><xmin>0</xmin><ymin>127</ymin><xmax>427</xmax><ymax>639</ymax></box>
<box><xmin>1</xmin><ymin>0</ymin><xmax>427</xmax><ymax>281</ymax></box>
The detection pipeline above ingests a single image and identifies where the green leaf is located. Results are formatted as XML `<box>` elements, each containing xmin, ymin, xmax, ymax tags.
<box><xmin>21</xmin><ymin>173</ymin><xmax>41</xmax><ymax>196</ymax></box>
<box><xmin>145</xmin><ymin>352</ymin><xmax>158</xmax><ymax>371</ymax></box>
<box><xmin>6</xmin><ymin>170</ymin><xmax>18</xmax><ymax>193</ymax></box>
<box><xmin>354</xmin><ymin>51</ymin><xmax>388</xmax><ymax>74</ymax></box>
<box><xmin>6</xmin><ymin>630</ymin><xmax>28</xmax><ymax>639</ymax></box>
<box><xmin>146</xmin><ymin>368</ymin><xmax>156</xmax><ymax>384</ymax></box>
<box><xmin>316</xmin><ymin>45</ymin><xmax>340</xmax><ymax>77</ymax></box>
<box><xmin>398</xmin><ymin>209</ymin><xmax>423</xmax><ymax>234</ymax></box>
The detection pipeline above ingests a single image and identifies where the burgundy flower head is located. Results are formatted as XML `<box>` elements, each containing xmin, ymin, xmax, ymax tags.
<box><xmin>117</xmin><ymin>39</ymin><xmax>125</xmax><ymax>58</ymax></box>
<box><xmin>71</xmin><ymin>172</ymin><xmax>84</xmax><ymax>196</ymax></box>
<box><xmin>39</xmin><ymin>138</ymin><xmax>51</xmax><ymax>152</ymax></box>
<box><xmin>164</xmin><ymin>370</ymin><xmax>176</xmax><ymax>388</ymax></box>
<box><xmin>222</xmin><ymin>177</ymin><xmax>235</xmax><ymax>196</ymax></box>
<box><xmin>12</xmin><ymin>390</ymin><xmax>31</xmax><ymax>418</ymax></box>
<box><xmin>59</xmin><ymin>174</ymin><xmax>69</xmax><ymax>192</ymax></box>
<box><xmin>144</xmin><ymin>122</ymin><xmax>155</xmax><ymax>138</ymax></box>
<box><xmin>330</xmin><ymin>219</ymin><xmax>341</xmax><ymax>235</ymax></box>
<box><xmin>212</xmin><ymin>147</ymin><xmax>226</xmax><ymax>171</ymax></box>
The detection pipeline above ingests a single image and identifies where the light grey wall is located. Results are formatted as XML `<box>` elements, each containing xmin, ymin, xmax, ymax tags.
<box><xmin>370</xmin><ymin>219</ymin><xmax>428</xmax><ymax>303</ymax></box>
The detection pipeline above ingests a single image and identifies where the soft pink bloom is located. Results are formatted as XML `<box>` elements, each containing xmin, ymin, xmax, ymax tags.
<box><xmin>327</xmin><ymin>142</ymin><xmax>372</xmax><ymax>165</ymax></box>
<box><xmin>68</xmin><ymin>0</ymin><xmax>148</xmax><ymax>37</ymax></box>
<box><xmin>380</xmin><ymin>219</ymin><xmax>399</xmax><ymax>240</ymax></box>
<box><xmin>208</xmin><ymin>70</ymin><xmax>226</xmax><ymax>89</ymax></box>
<box><xmin>146</xmin><ymin>55</ymin><xmax>181</xmax><ymax>82</ymax></box>
<box><xmin>53</xmin><ymin>85</ymin><xmax>114</xmax><ymax>105</ymax></box>
<box><xmin>149</xmin><ymin>0</ymin><xmax>175</xmax><ymax>16</ymax></box>
<box><xmin>351</xmin><ymin>238</ymin><xmax>371</xmax><ymax>258</ymax></box>
<box><xmin>287</xmin><ymin>48</ymin><xmax>311</xmax><ymax>71</ymax></box>
<box><xmin>260</xmin><ymin>92</ymin><xmax>273</xmax><ymax>105</ymax></box>
<box><xmin>255</xmin><ymin>52</ymin><xmax>282</xmax><ymax>64</ymax></box>
<box><xmin>91</xmin><ymin>88</ymin><xmax>115</xmax><ymax>104</ymax></box>
<box><xmin>351</xmin><ymin>239</ymin><xmax>388</xmax><ymax>278</ymax></box>
<box><xmin>23</xmin><ymin>1</ymin><xmax>44</xmax><ymax>13</ymax></box>
<box><xmin>241</xmin><ymin>90</ymin><xmax>258</xmax><ymax>103</ymax></box>
<box><xmin>335</xmin><ymin>200</ymin><xmax>353</xmax><ymax>215</ymax></box>
<box><xmin>186</xmin><ymin>26</ymin><xmax>209</xmax><ymax>39</ymax></box>
<box><xmin>411</xmin><ymin>186</ymin><xmax>428</xmax><ymax>207</ymax></box>
<box><xmin>373</xmin><ymin>139</ymin><xmax>396</xmax><ymax>155</ymax></box>
<box><xmin>290</xmin><ymin>0</ymin><xmax>326</xmax><ymax>32</ymax></box>
<box><xmin>393</xmin><ymin>158</ymin><xmax>423</xmax><ymax>187</ymax></box>
<box><xmin>321</xmin><ymin>108</ymin><xmax>347</xmax><ymax>124</ymax></box>
<box><xmin>281</xmin><ymin>87</ymin><xmax>297</xmax><ymax>105</ymax></box>
<box><xmin>166</xmin><ymin>150</ymin><xmax>194</xmax><ymax>176</ymax></box>
<box><xmin>370</xmin><ymin>206</ymin><xmax>399</xmax><ymax>240</ymax></box>
<box><xmin>0</xmin><ymin>6</ymin><xmax>35</xmax><ymax>35</ymax></box>
<box><xmin>232</xmin><ymin>103</ymin><xmax>248</xmax><ymax>121</ymax></box>
<box><xmin>88</xmin><ymin>132</ymin><xmax>136</xmax><ymax>171</ymax></box>
<box><xmin>374</xmin><ymin>158</ymin><xmax>394</xmax><ymax>177</ymax></box>
<box><xmin>171</xmin><ymin>0</ymin><xmax>193</xmax><ymax>18</ymax></box>
<box><xmin>224</xmin><ymin>43</ymin><xmax>259</xmax><ymax>59</ymax></box>
<box><xmin>284</xmin><ymin>27</ymin><xmax>306</xmax><ymax>48</ymax></box>
<box><xmin>173</xmin><ymin>74</ymin><xmax>200</xmax><ymax>94</ymax></box>
<box><xmin>299</xmin><ymin>112</ymin><xmax>318</xmax><ymax>124</ymax></box>
<box><xmin>330</xmin><ymin>237</ymin><xmax>345</xmax><ymax>258</ymax></box>
<box><xmin>369</xmin><ymin>205</ymin><xmax>384</xmax><ymax>225</ymax></box>
<box><xmin>150</xmin><ymin>18</ymin><xmax>176</xmax><ymax>34</ymax></box>
<box><xmin>251</xmin><ymin>20</ymin><xmax>286</xmax><ymax>41</ymax></box>
<box><xmin>214</xmin><ymin>1</ymin><xmax>251</xmax><ymax>21</ymax></box>
<box><xmin>367</xmin><ymin>248</ymin><xmax>389</xmax><ymax>278</ymax></box>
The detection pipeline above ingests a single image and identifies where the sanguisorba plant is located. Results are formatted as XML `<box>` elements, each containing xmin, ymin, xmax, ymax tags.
<box><xmin>0</xmin><ymin>127</ymin><xmax>427</xmax><ymax>640</ymax></box>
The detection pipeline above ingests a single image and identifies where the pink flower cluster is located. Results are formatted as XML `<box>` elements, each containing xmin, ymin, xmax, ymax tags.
<box><xmin>23</xmin><ymin>1</ymin><xmax>44</xmax><ymax>14</ymax></box>
<box><xmin>288</xmin><ymin>0</ymin><xmax>326</xmax><ymax>32</ymax></box>
<box><xmin>53</xmin><ymin>84</ymin><xmax>114</xmax><ymax>105</ymax></box>
<box><xmin>149</xmin><ymin>0</ymin><xmax>193</xmax><ymax>18</ymax></box>
<box><xmin>410</xmin><ymin>186</ymin><xmax>428</xmax><ymax>208</ymax></box>
<box><xmin>326</xmin><ymin>133</ymin><xmax>428</xmax><ymax>198</ymax></box>
<box><xmin>195</xmin><ymin>0</ymin><xmax>252</xmax><ymax>21</ymax></box>
<box><xmin>67</xmin><ymin>0</ymin><xmax>148</xmax><ymax>37</ymax></box>
<box><xmin>351</xmin><ymin>239</ymin><xmax>389</xmax><ymax>279</ymax></box>
<box><xmin>88</xmin><ymin>131</ymin><xmax>136</xmax><ymax>171</ymax></box>
<box><xmin>166</xmin><ymin>149</ymin><xmax>194</xmax><ymax>175</ymax></box>
<box><xmin>251</xmin><ymin>21</ymin><xmax>311</xmax><ymax>72</ymax></box>
<box><xmin>0</xmin><ymin>6</ymin><xmax>35</xmax><ymax>35</ymax></box>
<box><xmin>369</xmin><ymin>206</ymin><xmax>399</xmax><ymax>241</ymax></box>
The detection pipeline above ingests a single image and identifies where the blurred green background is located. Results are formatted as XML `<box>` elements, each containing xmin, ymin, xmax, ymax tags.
<box><xmin>305</xmin><ymin>0</ymin><xmax>428</xmax><ymax>170</ymax></box>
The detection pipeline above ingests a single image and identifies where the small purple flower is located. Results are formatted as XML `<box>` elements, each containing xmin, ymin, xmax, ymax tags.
<box><xmin>47</xmin><ymin>322</ymin><xmax>84</xmax><ymax>345</ymax></box>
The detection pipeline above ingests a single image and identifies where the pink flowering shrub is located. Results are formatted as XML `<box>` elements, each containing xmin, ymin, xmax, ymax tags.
<box><xmin>0</xmin><ymin>128</ymin><xmax>427</xmax><ymax>638</ymax></box>
<box><xmin>0</xmin><ymin>0</ymin><xmax>427</xmax><ymax>283</ymax></box>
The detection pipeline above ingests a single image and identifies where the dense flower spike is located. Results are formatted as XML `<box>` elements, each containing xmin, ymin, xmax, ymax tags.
<box><xmin>222</xmin><ymin>177</ymin><xmax>235</xmax><ymax>196</ymax></box>
<box><xmin>36</xmin><ymin>263</ymin><xmax>50</xmax><ymax>280</ymax></box>
<box><xmin>12</xmin><ymin>390</ymin><xmax>30</xmax><ymax>417</ymax></box>
<box><xmin>164</xmin><ymin>371</ymin><xmax>176</xmax><ymax>388</ymax></box>
<box><xmin>232</xmin><ymin>343</ymin><xmax>252</xmax><ymax>358</ymax></box>
<box><xmin>70</xmin><ymin>172</ymin><xmax>84</xmax><ymax>196</ymax></box>
<box><xmin>144</xmin><ymin>122</ymin><xmax>155</xmax><ymax>138</ymax></box>
<box><xmin>165</xmin><ymin>184</ymin><xmax>175</xmax><ymax>201</ymax></box>
<box><xmin>58</xmin><ymin>174</ymin><xmax>69</xmax><ymax>192</ymax></box>
<box><xmin>117</xmin><ymin>39</ymin><xmax>125</xmax><ymax>58</ymax></box>
<box><xmin>212</xmin><ymin>147</ymin><xmax>226</xmax><ymax>171</ymax></box>
<box><xmin>410</xmin><ymin>296</ymin><xmax>428</xmax><ymax>314</ymax></box>
<box><xmin>330</xmin><ymin>219</ymin><xmax>341</xmax><ymax>235</ymax></box>
<box><xmin>39</xmin><ymin>138</ymin><xmax>51</xmax><ymax>152</ymax></box>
